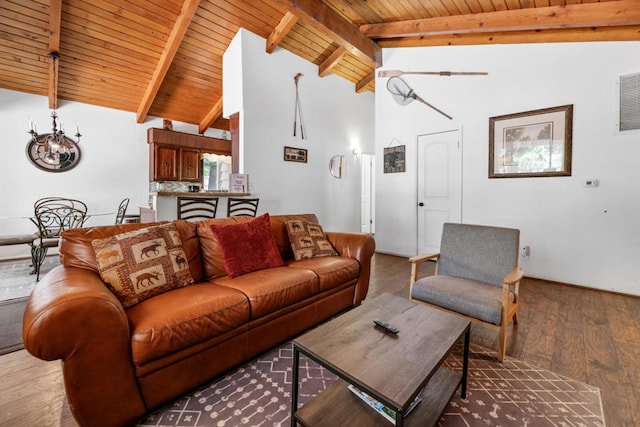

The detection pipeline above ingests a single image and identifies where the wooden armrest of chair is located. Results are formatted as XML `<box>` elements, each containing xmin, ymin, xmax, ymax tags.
<box><xmin>503</xmin><ymin>266</ymin><xmax>524</xmax><ymax>285</ymax></box>
<box><xmin>409</xmin><ymin>252</ymin><xmax>440</xmax><ymax>283</ymax></box>
<box><xmin>408</xmin><ymin>252</ymin><xmax>440</xmax><ymax>264</ymax></box>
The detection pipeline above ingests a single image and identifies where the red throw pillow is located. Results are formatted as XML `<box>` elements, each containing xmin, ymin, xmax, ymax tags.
<box><xmin>210</xmin><ymin>213</ymin><xmax>284</xmax><ymax>278</ymax></box>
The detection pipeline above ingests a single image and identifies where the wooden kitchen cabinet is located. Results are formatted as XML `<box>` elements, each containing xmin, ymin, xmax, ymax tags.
<box><xmin>153</xmin><ymin>145</ymin><xmax>178</xmax><ymax>181</ymax></box>
<box><xmin>148</xmin><ymin>128</ymin><xmax>233</xmax><ymax>182</ymax></box>
<box><xmin>150</xmin><ymin>145</ymin><xmax>200</xmax><ymax>182</ymax></box>
<box><xmin>180</xmin><ymin>149</ymin><xmax>200</xmax><ymax>181</ymax></box>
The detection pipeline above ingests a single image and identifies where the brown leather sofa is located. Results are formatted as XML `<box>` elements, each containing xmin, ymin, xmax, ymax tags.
<box><xmin>23</xmin><ymin>214</ymin><xmax>375</xmax><ymax>427</ymax></box>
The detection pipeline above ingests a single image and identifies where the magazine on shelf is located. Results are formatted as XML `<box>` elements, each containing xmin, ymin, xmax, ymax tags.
<box><xmin>347</xmin><ymin>384</ymin><xmax>422</xmax><ymax>424</ymax></box>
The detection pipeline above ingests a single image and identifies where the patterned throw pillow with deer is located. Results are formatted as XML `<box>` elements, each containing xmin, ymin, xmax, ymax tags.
<box><xmin>286</xmin><ymin>219</ymin><xmax>338</xmax><ymax>261</ymax></box>
<box><xmin>92</xmin><ymin>223</ymin><xmax>194</xmax><ymax>307</ymax></box>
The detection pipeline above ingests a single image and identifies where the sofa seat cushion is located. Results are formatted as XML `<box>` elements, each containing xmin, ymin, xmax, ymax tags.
<box><xmin>286</xmin><ymin>256</ymin><xmax>359</xmax><ymax>293</ymax></box>
<box><xmin>127</xmin><ymin>283</ymin><xmax>250</xmax><ymax>365</ymax></box>
<box><xmin>411</xmin><ymin>275</ymin><xmax>514</xmax><ymax>325</ymax></box>
<box><xmin>211</xmin><ymin>266</ymin><xmax>318</xmax><ymax>320</ymax></box>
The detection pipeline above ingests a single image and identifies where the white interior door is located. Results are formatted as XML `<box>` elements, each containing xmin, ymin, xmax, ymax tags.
<box><xmin>360</xmin><ymin>154</ymin><xmax>375</xmax><ymax>233</ymax></box>
<box><xmin>417</xmin><ymin>130</ymin><xmax>461</xmax><ymax>254</ymax></box>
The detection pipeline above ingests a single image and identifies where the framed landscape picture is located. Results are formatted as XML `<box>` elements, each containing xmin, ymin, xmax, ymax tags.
<box><xmin>489</xmin><ymin>104</ymin><xmax>573</xmax><ymax>178</ymax></box>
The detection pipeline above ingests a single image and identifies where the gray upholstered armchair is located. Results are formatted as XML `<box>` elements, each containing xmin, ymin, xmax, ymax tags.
<box><xmin>409</xmin><ymin>223</ymin><xmax>524</xmax><ymax>362</ymax></box>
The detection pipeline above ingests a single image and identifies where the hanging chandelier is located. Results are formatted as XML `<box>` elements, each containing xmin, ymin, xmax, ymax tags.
<box><xmin>26</xmin><ymin>111</ymin><xmax>82</xmax><ymax>172</ymax></box>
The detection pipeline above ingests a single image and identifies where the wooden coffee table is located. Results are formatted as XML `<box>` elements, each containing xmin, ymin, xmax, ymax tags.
<box><xmin>291</xmin><ymin>293</ymin><xmax>470</xmax><ymax>427</ymax></box>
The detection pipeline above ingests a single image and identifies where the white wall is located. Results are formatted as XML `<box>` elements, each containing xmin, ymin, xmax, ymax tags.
<box><xmin>0</xmin><ymin>89</ymin><xmax>222</xmax><ymax>259</ymax></box>
<box><xmin>223</xmin><ymin>29</ymin><xmax>375</xmax><ymax>231</ymax></box>
<box><xmin>375</xmin><ymin>42</ymin><xmax>640</xmax><ymax>296</ymax></box>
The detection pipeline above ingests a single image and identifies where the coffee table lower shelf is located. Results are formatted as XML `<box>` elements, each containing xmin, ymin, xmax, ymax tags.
<box><xmin>294</xmin><ymin>365</ymin><xmax>462</xmax><ymax>427</ymax></box>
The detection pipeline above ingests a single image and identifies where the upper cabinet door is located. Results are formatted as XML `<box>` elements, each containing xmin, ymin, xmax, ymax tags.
<box><xmin>155</xmin><ymin>145</ymin><xmax>178</xmax><ymax>181</ymax></box>
<box><xmin>180</xmin><ymin>149</ymin><xmax>200</xmax><ymax>181</ymax></box>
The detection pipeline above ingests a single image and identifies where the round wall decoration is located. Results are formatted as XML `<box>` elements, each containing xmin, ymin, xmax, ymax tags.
<box><xmin>26</xmin><ymin>134</ymin><xmax>81</xmax><ymax>172</ymax></box>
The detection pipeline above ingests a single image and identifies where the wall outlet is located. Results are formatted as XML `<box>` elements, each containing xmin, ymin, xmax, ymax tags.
<box><xmin>520</xmin><ymin>245</ymin><xmax>530</xmax><ymax>260</ymax></box>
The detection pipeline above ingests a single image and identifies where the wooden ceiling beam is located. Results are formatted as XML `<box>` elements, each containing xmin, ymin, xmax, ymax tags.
<box><xmin>199</xmin><ymin>97</ymin><xmax>223</xmax><ymax>134</ymax></box>
<box><xmin>355</xmin><ymin>71</ymin><xmax>374</xmax><ymax>94</ymax></box>
<box><xmin>318</xmin><ymin>46</ymin><xmax>346</xmax><ymax>77</ymax></box>
<box><xmin>378</xmin><ymin>26</ymin><xmax>640</xmax><ymax>48</ymax></box>
<box><xmin>266</xmin><ymin>11</ymin><xmax>298</xmax><ymax>53</ymax></box>
<box><xmin>136</xmin><ymin>0</ymin><xmax>200</xmax><ymax>123</ymax></box>
<box><xmin>360</xmin><ymin>0</ymin><xmax>640</xmax><ymax>38</ymax></box>
<box><xmin>48</xmin><ymin>0</ymin><xmax>62</xmax><ymax>110</ymax></box>
<box><xmin>272</xmin><ymin>0</ymin><xmax>382</xmax><ymax>67</ymax></box>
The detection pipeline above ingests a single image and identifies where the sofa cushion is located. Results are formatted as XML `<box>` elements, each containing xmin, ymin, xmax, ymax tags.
<box><xmin>211</xmin><ymin>266</ymin><xmax>318</xmax><ymax>320</ymax></box>
<box><xmin>92</xmin><ymin>223</ymin><xmax>194</xmax><ymax>308</ymax></box>
<box><xmin>127</xmin><ymin>283</ymin><xmax>250</xmax><ymax>365</ymax></box>
<box><xmin>286</xmin><ymin>219</ymin><xmax>338</xmax><ymax>260</ymax></box>
<box><xmin>268</xmin><ymin>214</ymin><xmax>320</xmax><ymax>260</ymax></box>
<box><xmin>59</xmin><ymin>220</ymin><xmax>203</xmax><ymax>282</ymax></box>
<box><xmin>197</xmin><ymin>214</ymin><xmax>321</xmax><ymax>278</ymax></box>
<box><xmin>197</xmin><ymin>217</ymin><xmax>249</xmax><ymax>279</ymax></box>
<box><xmin>286</xmin><ymin>256</ymin><xmax>359</xmax><ymax>293</ymax></box>
<box><xmin>210</xmin><ymin>213</ymin><xmax>284</xmax><ymax>278</ymax></box>
<box><xmin>410</xmin><ymin>275</ymin><xmax>515</xmax><ymax>325</ymax></box>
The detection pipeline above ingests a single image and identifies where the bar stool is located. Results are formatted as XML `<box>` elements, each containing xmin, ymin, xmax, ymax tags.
<box><xmin>177</xmin><ymin>197</ymin><xmax>219</xmax><ymax>221</ymax></box>
<box><xmin>227</xmin><ymin>198</ymin><xmax>259</xmax><ymax>217</ymax></box>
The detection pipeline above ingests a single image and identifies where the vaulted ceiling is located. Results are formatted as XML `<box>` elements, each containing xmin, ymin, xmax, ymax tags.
<box><xmin>1</xmin><ymin>0</ymin><xmax>638</xmax><ymax>132</ymax></box>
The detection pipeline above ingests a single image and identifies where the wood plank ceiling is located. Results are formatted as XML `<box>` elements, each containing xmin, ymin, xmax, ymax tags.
<box><xmin>1</xmin><ymin>0</ymin><xmax>638</xmax><ymax>132</ymax></box>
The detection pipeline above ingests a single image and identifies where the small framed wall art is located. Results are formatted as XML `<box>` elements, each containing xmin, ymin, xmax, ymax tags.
<box><xmin>383</xmin><ymin>145</ymin><xmax>406</xmax><ymax>173</ymax></box>
<box><xmin>284</xmin><ymin>146</ymin><xmax>307</xmax><ymax>163</ymax></box>
<box><xmin>489</xmin><ymin>104</ymin><xmax>573</xmax><ymax>178</ymax></box>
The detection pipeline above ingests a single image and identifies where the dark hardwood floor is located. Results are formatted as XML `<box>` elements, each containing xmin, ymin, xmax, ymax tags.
<box><xmin>1</xmin><ymin>253</ymin><xmax>638</xmax><ymax>426</ymax></box>
<box><xmin>369</xmin><ymin>253</ymin><xmax>640</xmax><ymax>427</ymax></box>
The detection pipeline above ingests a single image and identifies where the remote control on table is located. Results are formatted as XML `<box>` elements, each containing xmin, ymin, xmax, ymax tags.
<box><xmin>373</xmin><ymin>319</ymin><xmax>399</xmax><ymax>334</ymax></box>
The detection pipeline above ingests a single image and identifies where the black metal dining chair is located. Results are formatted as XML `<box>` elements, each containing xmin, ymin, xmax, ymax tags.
<box><xmin>115</xmin><ymin>198</ymin><xmax>140</xmax><ymax>224</ymax></box>
<box><xmin>31</xmin><ymin>197</ymin><xmax>88</xmax><ymax>280</ymax></box>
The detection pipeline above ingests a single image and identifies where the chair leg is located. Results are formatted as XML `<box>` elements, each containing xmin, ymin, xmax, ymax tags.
<box><xmin>512</xmin><ymin>310</ymin><xmax>519</xmax><ymax>325</ymax></box>
<box><xmin>497</xmin><ymin>322</ymin><xmax>508</xmax><ymax>363</ymax></box>
<box><xmin>32</xmin><ymin>246</ymin><xmax>48</xmax><ymax>281</ymax></box>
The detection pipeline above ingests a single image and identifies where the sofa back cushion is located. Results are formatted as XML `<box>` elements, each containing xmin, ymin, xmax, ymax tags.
<box><xmin>59</xmin><ymin>220</ymin><xmax>204</xmax><ymax>282</ymax></box>
<box><xmin>197</xmin><ymin>213</ymin><xmax>319</xmax><ymax>279</ymax></box>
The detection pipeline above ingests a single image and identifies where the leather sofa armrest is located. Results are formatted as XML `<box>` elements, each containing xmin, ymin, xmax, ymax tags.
<box><xmin>23</xmin><ymin>265</ymin><xmax>146</xmax><ymax>426</ymax></box>
<box><xmin>326</xmin><ymin>232</ymin><xmax>376</xmax><ymax>305</ymax></box>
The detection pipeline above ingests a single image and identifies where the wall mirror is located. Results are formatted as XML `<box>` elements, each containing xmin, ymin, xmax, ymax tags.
<box><xmin>329</xmin><ymin>155</ymin><xmax>343</xmax><ymax>178</ymax></box>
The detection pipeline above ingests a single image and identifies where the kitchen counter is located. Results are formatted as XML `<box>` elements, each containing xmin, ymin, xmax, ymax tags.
<box><xmin>151</xmin><ymin>191</ymin><xmax>251</xmax><ymax>198</ymax></box>
<box><xmin>149</xmin><ymin>192</ymin><xmax>253</xmax><ymax>221</ymax></box>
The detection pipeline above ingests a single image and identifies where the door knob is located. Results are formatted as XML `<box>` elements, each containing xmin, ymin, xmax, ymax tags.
<box><xmin>418</xmin><ymin>202</ymin><xmax>424</xmax><ymax>206</ymax></box>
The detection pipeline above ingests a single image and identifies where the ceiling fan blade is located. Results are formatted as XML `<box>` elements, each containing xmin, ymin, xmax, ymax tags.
<box><xmin>413</xmin><ymin>94</ymin><xmax>453</xmax><ymax>120</ymax></box>
<box><xmin>378</xmin><ymin>70</ymin><xmax>488</xmax><ymax>77</ymax></box>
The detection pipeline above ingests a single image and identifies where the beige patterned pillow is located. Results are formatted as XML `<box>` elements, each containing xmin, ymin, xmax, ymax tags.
<box><xmin>286</xmin><ymin>219</ymin><xmax>338</xmax><ymax>261</ymax></box>
<box><xmin>92</xmin><ymin>223</ymin><xmax>194</xmax><ymax>307</ymax></box>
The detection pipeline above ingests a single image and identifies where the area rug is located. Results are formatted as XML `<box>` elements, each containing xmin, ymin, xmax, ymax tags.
<box><xmin>0</xmin><ymin>256</ymin><xmax>60</xmax><ymax>301</ymax></box>
<box><xmin>137</xmin><ymin>342</ymin><xmax>604</xmax><ymax>427</ymax></box>
<box><xmin>0</xmin><ymin>297</ymin><xmax>28</xmax><ymax>355</ymax></box>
